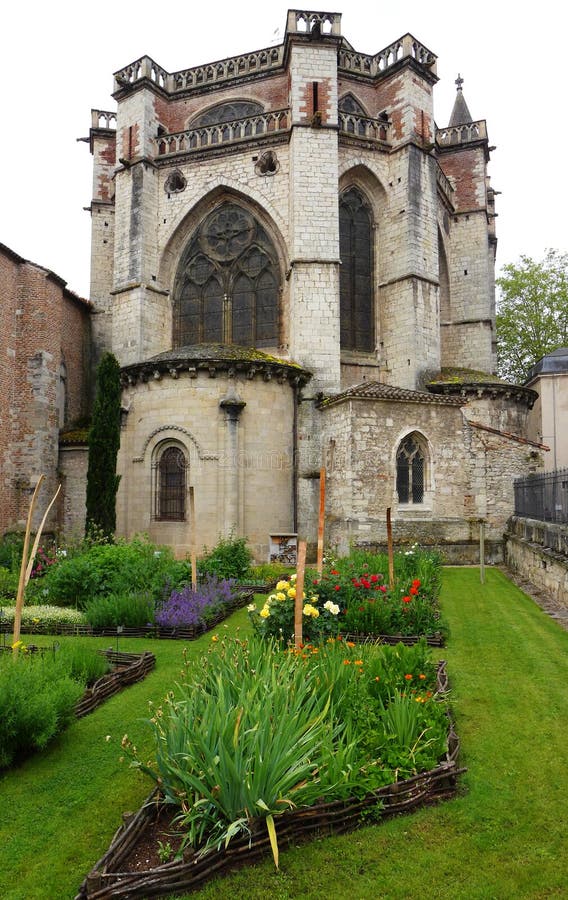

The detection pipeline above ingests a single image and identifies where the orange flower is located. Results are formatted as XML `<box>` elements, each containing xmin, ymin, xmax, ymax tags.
<box><xmin>419</xmin><ymin>673</ymin><xmax>426</xmax><ymax>680</ymax></box>
<box><xmin>346</xmin><ymin>641</ymin><xmax>355</xmax><ymax>648</ymax></box>
<box><xmin>343</xmin><ymin>659</ymin><xmax>351</xmax><ymax>665</ymax></box>
<box><xmin>404</xmin><ymin>673</ymin><xmax>413</xmax><ymax>680</ymax></box>
<box><xmin>354</xmin><ymin>660</ymin><xmax>363</xmax><ymax>666</ymax></box>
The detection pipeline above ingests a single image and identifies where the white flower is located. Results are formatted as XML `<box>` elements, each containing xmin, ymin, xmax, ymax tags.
<box><xmin>247</xmin><ymin>603</ymin><xmax>256</xmax><ymax>612</ymax></box>
<box><xmin>323</xmin><ymin>601</ymin><xmax>340</xmax><ymax>615</ymax></box>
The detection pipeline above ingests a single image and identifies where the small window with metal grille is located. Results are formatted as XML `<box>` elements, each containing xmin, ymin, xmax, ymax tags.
<box><xmin>153</xmin><ymin>445</ymin><xmax>187</xmax><ymax>521</ymax></box>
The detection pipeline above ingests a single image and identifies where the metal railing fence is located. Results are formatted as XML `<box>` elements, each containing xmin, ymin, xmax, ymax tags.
<box><xmin>514</xmin><ymin>468</ymin><xmax>568</xmax><ymax>524</ymax></box>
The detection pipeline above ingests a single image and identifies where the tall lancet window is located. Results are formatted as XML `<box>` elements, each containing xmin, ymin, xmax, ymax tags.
<box><xmin>173</xmin><ymin>203</ymin><xmax>280</xmax><ymax>348</ymax></box>
<box><xmin>396</xmin><ymin>434</ymin><xmax>426</xmax><ymax>505</ymax></box>
<box><xmin>339</xmin><ymin>188</ymin><xmax>374</xmax><ymax>352</ymax></box>
<box><xmin>154</xmin><ymin>445</ymin><xmax>187</xmax><ymax>521</ymax></box>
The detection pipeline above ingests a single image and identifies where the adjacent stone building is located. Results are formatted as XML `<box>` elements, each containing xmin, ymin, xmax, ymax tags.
<box><xmin>2</xmin><ymin>9</ymin><xmax>543</xmax><ymax>561</ymax></box>
<box><xmin>525</xmin><ymin>348</ymin><xmax>568</xmax><ymax>472</ymax></box>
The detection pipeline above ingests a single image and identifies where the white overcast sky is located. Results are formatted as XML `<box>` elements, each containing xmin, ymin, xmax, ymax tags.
<box><xmin>1</xmin><ymin>0</ymin><xmax>564</xmax><ymax>299</ymax></box>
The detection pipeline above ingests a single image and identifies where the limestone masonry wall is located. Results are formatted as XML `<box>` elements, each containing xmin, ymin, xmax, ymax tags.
<box><xmin>505</xmin><ymin>516</ymin><xmax>568</xmax><ymax>608</ymax></box>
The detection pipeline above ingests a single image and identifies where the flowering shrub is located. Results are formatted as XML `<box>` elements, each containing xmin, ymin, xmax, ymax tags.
<box><xmin>156</xmin><ymin>576</ymin><xmax>240</xmax><ymax>628</ymax></box>
<box><xmin>34</xmin><ymin>537</ymin><xmax>189</xmax><ymax>608</ymax></box>
<box><xmin>0</xmin><ymin>605</ymin><xmax>87</xmax><ymax>629</ymax></box>
<box><xmin>248</xmin><ymin>574</ymin><xmax>342</xmax><ymax>643</ymax></box>
<box><xmin>30</xmin><ymin>545</ymin><xmax>58</xmax><ymax>579</ymax></box>
<box><xmin>308</xmin><ymin>547</ymin><xmax>445</xmax><ymax>639</ymax></box>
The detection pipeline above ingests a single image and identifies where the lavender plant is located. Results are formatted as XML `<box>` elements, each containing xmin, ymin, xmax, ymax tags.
<box><xmin>155</xmin><ymin>576</ymin><xmax>239</xmax><ymax>628</ymax></box>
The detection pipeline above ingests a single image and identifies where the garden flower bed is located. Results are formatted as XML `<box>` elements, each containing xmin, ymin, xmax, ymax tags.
<box><xmin>77</xmin><ymin>638</ymin><xmax>463</xmax><ymax>899</ymax></box>
<box><xmin>248</xmin><ymin>547</ymin><xmax>446</xmax><ymax>646</ymax></box>
<box><xmin>0</xmin><ymin>590</ymin><xmax>253</xmax><ymax>640</ymax></box>
<box><xmin>75</xmin><ymin>650</ymin><xmax>156</xmax><ymax>718</ymax></box>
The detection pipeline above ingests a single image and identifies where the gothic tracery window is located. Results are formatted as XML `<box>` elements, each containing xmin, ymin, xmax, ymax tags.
<box><xmin>339</xmin><ymin>188</ymin><xmax>374</xmax><ymax>352</ymax></box>
<box><xmin>396</xmin><ymin>434</ymin><xmax>426</xmax><ymax>505</ymax></box>
<box><xmin>154</xmin><ymin>445</ymin><xmax>187</xmax><ymax>521</ymax></box>
<box><xmin>173</xmin><ymin>203</ymin><xmax>279</xmax><ymax>347</ymax></box>
<box><xmin>190</xmin><ymin>101</ymin><xmax>264</xmax><ymax>128</ymax></box>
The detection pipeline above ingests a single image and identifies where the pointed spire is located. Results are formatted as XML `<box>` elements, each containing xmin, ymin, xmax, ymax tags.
<box><xmin>449</xmin><ymin>73</ymin><xmax>473</xmax><ymax>126</ymax></box>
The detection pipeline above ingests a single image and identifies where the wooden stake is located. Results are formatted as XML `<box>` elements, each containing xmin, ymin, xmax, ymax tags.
<box><xmin>316</xmin><ymin>467</ymin><xmax>326</xmax><ymax>574</ymax></box>
<box><xmin>479</xmin><ymin>519</ymin><xmax>485</xmax><ymax>584</ymax></box>
<box><xmin>189</xmin><ymin>486</ymin><xmax>197</xmax><ymax>589</ymax></box>
<box><xmin>386</xmin><ymin>507</ymin><xmax>395</xmax><ymax>591</ymax></box>
<box><xmin>294</xmin><ymin>540</ymin><xmax>307</xmax><ymax>649</ymax></box>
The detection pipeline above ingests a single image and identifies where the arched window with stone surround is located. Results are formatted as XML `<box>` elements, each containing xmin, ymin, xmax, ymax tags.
<box><xmin>339</xmin><ymin>187</ymin><xmax>374</xmax><ymax>352</ymax></box>
<box><xmin>396</xmin><ymin>433</ymin><xmax>427</xmax><ymax>504</ymax></box>
<box><xmin>153</xmin><ymin>444</ymin><xmax>188</xmax><ymax>521</ymax></box>
<box><xmin>173</xmin><ymin>203</ymin><xmax>280</xmax><ymax>348</ymax></box>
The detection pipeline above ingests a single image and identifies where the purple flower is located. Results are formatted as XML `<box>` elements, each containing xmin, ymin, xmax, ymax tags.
<box><xmin>155</xmin><ymin>576</ymin><xmax>238</xmax><ymax>627</ymax></box>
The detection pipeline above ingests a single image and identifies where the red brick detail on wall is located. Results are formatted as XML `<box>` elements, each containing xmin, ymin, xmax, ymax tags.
<box><xmin>439</xmin><ymin>148</ymin><xmax>485</xmax><ymax>211</ymax></box>
<box><xmin>153</xmin><ymin>75</ymin><xmax>290</xmax><ymax>133</ymax></box>
<box><xmin>0</xmin><ymin>244</ymin><xmax>91</xmax><ymax>535</ymax></box>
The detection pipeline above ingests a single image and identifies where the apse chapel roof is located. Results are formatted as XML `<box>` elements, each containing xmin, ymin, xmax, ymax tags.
<box><xmin>317</xmin><ymin>381</ymin><xmax>463</xmax><ymax>409</ymax></box>
<box><xmin>120</xmin><ymin>344</ymin><xmax>311</xmax><ymax>386</ymax></box>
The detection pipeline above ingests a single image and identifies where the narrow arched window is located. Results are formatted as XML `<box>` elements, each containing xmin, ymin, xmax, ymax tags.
<box><xmin>155</xmin><ymin>446</ymin><xmax>187</xmax><ymax>520</ymax></box>
<box><xmin>339</xmin><ymin>188</ymin><xmax>374</xmax><ymax>351</ymax></box>
<box><xmin>396</xmin><ymin>434</ymin><xmax>425</xmax><ymax>504</ymax></box>
<box><xmin>173</xmin><ymin>203</ymin><xmax>280</xmax><ymax>348</ymax></box>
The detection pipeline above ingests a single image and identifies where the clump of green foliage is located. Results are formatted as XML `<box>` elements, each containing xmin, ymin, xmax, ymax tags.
<box><xmin>0</xmin><ymin>644</ymin><xmax>110</xmax><ymax>768</ymax></box>
<box><xmin>85</xmin><ymin>352</ymin><xmax>122</xmax><ymax>540</ymax></box>
<box><xmin>83</xmin><ymin>592</ymin><xmax>155</xmax><ymax>629</ymax></box>
<box><xmin>199</xmin><ymin>534</ymin><xmax>252</xmax><ymax>581</ymax></box>
<box><xmin>35</xmin><ymin>537</ymin><xmax>188</xmax><ymax>610</ymax></box>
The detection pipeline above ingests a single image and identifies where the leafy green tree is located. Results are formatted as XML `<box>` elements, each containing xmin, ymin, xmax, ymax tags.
<box><xmin>496</xmin><ymin>249</ymin><xmax>568</xmax><ymax>383</ymax></box>
<box><xmin>85</xmin><ymin>353</ymin><xmax>122</xmax><ymax>539</ymax></box>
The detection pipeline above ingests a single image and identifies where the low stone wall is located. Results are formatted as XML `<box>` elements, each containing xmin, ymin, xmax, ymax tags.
<box><xmin>504</xmin><ymin>516</ymin><xmax>568</xmax><ymax>608</ymax></box>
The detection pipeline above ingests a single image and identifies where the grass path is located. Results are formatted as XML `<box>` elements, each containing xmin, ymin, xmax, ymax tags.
<box><xmin>1</xmin><ymin>570</ymin><xmax>567</xmax><ymax>899</ymax></box>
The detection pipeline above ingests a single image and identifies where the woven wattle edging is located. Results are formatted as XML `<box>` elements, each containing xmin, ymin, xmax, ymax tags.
<box><xmin>7</xmin><ymin>591</ymin><xmax>254</xmax><ymax>641</ymax></box>
<box><xmin>75</xmin><ymin>650</ymin><xmax>156</xmax><ymax>718</ymax></box>
<box><xmin>342</xmin><ymin>631</ymin><xmax>446</xmax><ymax>647</ymax></box>
<box><xmin>76</xmin><ymin>661</ymin><xmax>464</xmax><ymax>899</ymax></box>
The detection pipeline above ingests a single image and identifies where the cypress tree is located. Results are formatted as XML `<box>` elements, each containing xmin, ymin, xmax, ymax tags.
<box><xmin>85</xmin><ymin>352</ymin><xmax>122</xmax><ymax>539</ymax></box>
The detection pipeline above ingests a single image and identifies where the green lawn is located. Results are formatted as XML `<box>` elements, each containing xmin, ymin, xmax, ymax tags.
<box><xmin>1</xmin><ymin>570</ymin><xmax>567</xmax><ymax>899</ymax></box>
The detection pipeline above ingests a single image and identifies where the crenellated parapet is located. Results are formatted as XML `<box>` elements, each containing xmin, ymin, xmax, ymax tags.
<box><xmin>90</xmin><ymin>109</ymin><xmax>117</xmax><ymax>130</ymax></box>
<box><xmin>436</xmin><ymin>119</ymin><xmax>488</xmax><ymax>147</ymax></box>
<box><xmin>339</xmin><ymin>34</ymin><xmax>437</xmax><ymax>79</ymax></box>
<box><xmin>112</xmin><ymin>23</ymin><xmax>437</xmax><ymax>101</ymax></box>
<box><xmin>286</xmin><ymin>9</ymin><xmax>342</xmax><ymax>35</ymax></box>
<box><xmin>155</xmin><ymin>109</ymin><xmax>291</xmax><ymax>158</ymax></box>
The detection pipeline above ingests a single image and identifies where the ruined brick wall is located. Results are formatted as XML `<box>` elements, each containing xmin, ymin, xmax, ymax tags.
<box><xmin>0</xmin><ymin>245</ymin><xmax>91</xmax><ymax>536</ymax></box>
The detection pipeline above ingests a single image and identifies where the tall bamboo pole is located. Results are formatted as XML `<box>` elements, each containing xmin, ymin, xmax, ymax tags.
<box><xmin>13</xmin><ymin>476</ymin><xmax>60</xmax><ymax>656</ymax></box>
<box><xmin>316</xmin><ymin>468</ymin><xmax>326</xmax><ymax>574</ymax></box>
<box><xmin>189</xmin><ymin>486</ymin><xmax>197</xmax><ymax>589</ymax></box>
<box><xmin>294</xmin><ymin>540</ymin><xmax>307</xmax><ymax>648</ymax></box>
